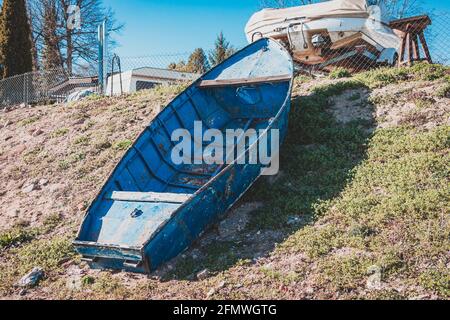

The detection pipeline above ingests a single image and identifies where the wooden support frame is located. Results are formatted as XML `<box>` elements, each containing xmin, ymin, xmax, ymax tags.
<box><xmin>390</xmin><ymin>15</ymin><xmax>433</xmax><ymax>66</ymax></box>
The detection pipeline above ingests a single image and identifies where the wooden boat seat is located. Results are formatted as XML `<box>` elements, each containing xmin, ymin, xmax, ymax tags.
<box><xmin>105</xmin><ymin>191</ymin><xmax>192</xmax><ymax>204</ymax></box>
<box><xmin>197</xmin><ymin>74</ymin><xmax>292</xmax><ymax>88</ymax></box>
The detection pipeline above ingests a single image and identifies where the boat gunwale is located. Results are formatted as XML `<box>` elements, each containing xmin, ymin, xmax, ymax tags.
<box><xmin>73</xmin><ymin>38</ymin><xmax>294</xmax><ymax>265</ymax></box>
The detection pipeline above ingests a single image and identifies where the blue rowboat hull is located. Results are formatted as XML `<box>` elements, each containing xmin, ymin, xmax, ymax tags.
<box><xmin>73</xmin><ymin>38</ymin><xmax>294</xmax><ymax>273</ymax></box>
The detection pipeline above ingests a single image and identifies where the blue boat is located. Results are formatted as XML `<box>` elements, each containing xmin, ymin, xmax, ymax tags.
<box><xmin>73</xmin><ymin>38</ymin><xmax>294</xmax><ymax>273</ymax></box>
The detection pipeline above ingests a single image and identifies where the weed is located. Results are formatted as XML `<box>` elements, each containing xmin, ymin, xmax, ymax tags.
<box><xmin>113</xmin><ymin>140</ymin><xmax>133</xmax><ymax>151</ymax></box>
<box><xmin>8</xmin><ymin>237</ymin><xmax>76</xmax><ymax>275</ymax></box>
<box><xmin>58</xmin><ymin>160</ymin><xmax>70</xmax><ymax>170</ymax></box>
<box><xmin>51</xmin><ymin>128</ymin><xmax>69</xmax><ymax>138</ymax></box>
<box><xmin>20</xmin><ymin>116</ymin><xmax>40</xmax><ymax>126</ymax></box>
<box><xmin>329</xmin><ymin>67</ymin><xmax>351</xmax><ymax>79</ymax></box>
<box><xmin>419</xmin><ymin>267</ymin><xmax>450</xmax><ymax>297</ymax></box>
<box><xmin>436</xmin><ymin>83</ymin><xmax>450</xmax><ymax>98</ymax></box>
<box><xmin>73</xmin><ymin>136</ymin><xmax>90</xmax><ymax>146</ymax></box>
<box><xmin>0</xmin><ymin>228</ymin><xmax>36</xmax><ymax>249</ymax></box>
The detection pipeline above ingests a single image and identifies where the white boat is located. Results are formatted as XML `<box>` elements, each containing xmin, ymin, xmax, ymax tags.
<box><xmin>245</xmin><ymin>0</ymin><xmax>401</xmax><ymax>70</ymax></box>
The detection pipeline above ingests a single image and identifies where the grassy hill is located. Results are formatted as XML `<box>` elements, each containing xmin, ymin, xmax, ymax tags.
<box><xmin>0</xmin><ymin>63</ymin><xmax>448</xmax><ymax>299</ymax></box>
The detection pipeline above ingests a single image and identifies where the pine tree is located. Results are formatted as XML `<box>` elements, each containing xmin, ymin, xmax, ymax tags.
<box><xmin>0</xmin><ymin>0</ymin><xmax>33</xmax><ymax>78</ymax></box>
<box><xmin>208</xmin><ymin>32</ymin><xmax>235</xmax><ymax>67</ymax></box>
<box><xmin>185</xmin><ymin>48</ymin><xmax>210</xmax><ymax>74</ymax></box>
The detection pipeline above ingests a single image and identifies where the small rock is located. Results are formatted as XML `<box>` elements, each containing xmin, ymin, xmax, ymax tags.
<box><xmin>305</xmin><ymin>287</ymin><xmax>315</xmax><ymax>294</ymax></box>
<box><xmin>66</xmin><ymin>276</ymin><xmax>82</xmax><ymax>291</ymax></box>
<box><xmin>77</xmin><ymin>202</ymin><xmax>88</xmax><ymax>211</ymax></box>
<box><xmin>22</xmin><ymin>182</ymin><xmax>39</xmax><ymax>193</ymax></box>
<box><xmin>206</xmin><ymin>280</ymin><xmax>226</xmax><ymax>298</ymax></box>
<box><xmin>0</xmin><ymin>190</ymin><xmax>6</xmax><ymax>197</ymax></box>
<box><xmin>32</xmin><ymin>129</ymin><xmax>44</xmax><ymax>137</ymax></box>
<box><xmin>4</xmin><ymin>135</ymin><xmax>13</xmax><ymax>141</ymax></box>
<box><xmin>207</xmin><ymin>288</ymin><xmax>216</xmax><ymax>298</ymax></box>
<box><xmin>38</xmin><ymin>179</ymin><xmax>49</xmax><ymax>187</ymax></box>
<box><xmin>72</xmin><ymin>118</ymin><xmax>86</xmax><ymax>126</ymax></box>
<box><xmin>7</xmin><ymin>208</ymin><xmax>20</xmax><ymax>218</ymax></box>
<box><xmin>19</xmin><ymin>289</ymin><xmax>28</xmax><ymax>296</ymax></box>
<box><xmin>12</xmin><ymin>144</ymin><xmax>27</xmax><ymax>155</ymax></box>
<box><xmin>17</xmin><ymin>267</ymin><xmax>44</xmax><ymax>288</ymax></box>
<box><xmin>196</xmin><ymin>269</ymin><xmax>210</xmax><ymax>281</ymax></box>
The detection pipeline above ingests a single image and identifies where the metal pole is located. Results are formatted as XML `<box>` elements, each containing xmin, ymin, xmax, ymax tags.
<box><xmin>98</xmin><ymin>23</ymin><xmax>104</xmax><ymax>94</ymax></box>
<box><xmin>103</xmin><ymin>19</ymin><xmax>108</xmax><ymax>94</ymax></box>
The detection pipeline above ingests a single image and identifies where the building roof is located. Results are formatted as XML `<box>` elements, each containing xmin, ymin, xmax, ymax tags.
<box><xmin>130</xmin><ymin>67</ymin><xmax>199</xmax><ymax>81</ymax></box>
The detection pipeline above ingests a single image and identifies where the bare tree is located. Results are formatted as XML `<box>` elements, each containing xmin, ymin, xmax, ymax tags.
<box><xmin>27</xmin><ymin>0</ymin><xmax>122</xmax><ymax>75</ymax></box>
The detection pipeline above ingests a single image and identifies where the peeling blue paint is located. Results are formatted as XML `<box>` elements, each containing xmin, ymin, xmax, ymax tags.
<box><xmin>73</xmin><ymin>38</ymin><xmax>294</xmax><ymax>273</ymax></box>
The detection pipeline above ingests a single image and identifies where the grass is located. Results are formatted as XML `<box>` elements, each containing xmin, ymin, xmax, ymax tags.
<box><xmin>353</xmin><ymin>62</ymin><xmax>449</xmax><ymax>89</ymax></box>
<box><xmin>414</xmin><ymin>97</ymin><xmax>433</xmax><ymax>109</ymax></box>
<box><xmin>20</xmin><ymin>116</ymin><xmax>40</xmax><ymax>126</ymax></box>
<box><xmin>14</xmin><ymin>237</ymin><xmax>75</xmax><ymax>273</ymax></box>
<box><xmin>348</xmin><ymin>92</ymin><xmax>361</xmax><ymax>101</ymax></box>
<box><xmin>113</xmin><ymin>139</ymin><xmax>133</xmax><ymax>151</ymax></box>
<box><xmin>0</xmin><ymin>227</ymin><xmax>36</xmax><ymax>249</ymax></box>
<box><xmin>275</xmin><ymin>124</ymin><xmax>449</xmax><ymax>297</ymax></box>
<box><xmin>1</xmin><ymin>65</ymin><xmax>448</xmax><ymax>299</ymax></box>
<box><xmin>245</xmin><ymin>79</ymin><xmax>370</xmax><ymax>231</ymax></box>
<box><xmin>436</xmin><ymin>83</ymin><xmax>450</xmax><ymax>98</ymax></box>
<box><xmin>73</xmin><ymin>135</ymin><xmax>90</xmax><ymax>146</ymax></box>
<box><xmin>329</xmin><ymin>67</ymin><xmax>351</xmax><ymax>79</ymax></box>
<box><xmin>242</xmin><ymin>66</ymin><xmax>450</xmax><ymax>298</ymax></box>
<box><xmin>0</xmin><ymin>213</ymin><xmax>63</xmax><ymax>250</ymax></box>
<box><xmin>51</xmin><ymin>128</ymin><xmax>69</xmax><ymax>138</ymax></box>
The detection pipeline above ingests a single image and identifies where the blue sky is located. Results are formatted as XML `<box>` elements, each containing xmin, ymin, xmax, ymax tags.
<box><xmin>105</xmin><ymin>0</ymin><xmax>263</xmax><ymax>56</ymax></box>
<box><xmin>105</xmin><ymin>0</ymin><xmax>449</xmax><ymax>57</ymax></box>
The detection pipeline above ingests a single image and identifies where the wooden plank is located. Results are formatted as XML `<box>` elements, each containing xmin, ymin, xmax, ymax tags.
<box><xmin>412</xmin><ymin>35</ymin><xmax>420</xmax><ymax>61</ymax></box>
<box><xmin>106</xmin><ymin>191</ymin><xmax>192</xmax><ymax>204</ymax></box>
<box><xmin>399</xmin><ymin>36</ymin><xmax>406</xmax><ymax>65</ymax></box>
<box><xmin>419</xmin><ymin>31</ymin><xmax>433</xmax><ymax>64</ymax></box>
<box><xmin>389</xmin><ymin>15</ymin><xmax>431</xmax><ymax>31</ymax></box>
<box><xmin>197</xmin><ymin>74</ymin><xmax>291</xmax><ymax>88</ymax></box>
<box><xmin>406</xmin><ymin>30</ymin><xmax>413</xmax><ymax>66</ymax></box>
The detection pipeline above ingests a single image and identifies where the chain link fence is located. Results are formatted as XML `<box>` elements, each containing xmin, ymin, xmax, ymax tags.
<box><xmin>1</xmin><ymin>11</ymin><xmax>449</xmax><ymax>108</ymax></box>
<box><xmin>284</xmin><ymin>12</ymin><xmax>450</xmax><ymax>74</ymax></box>
<box><xmin>105</xmin><ymin>52</ymin><xmax>199</xmax><ymax>95</ymax></box>
<box><xmin>0</xmin><ymin>68</ymin><xmax>67</xmax><ymax>107</ymax></box>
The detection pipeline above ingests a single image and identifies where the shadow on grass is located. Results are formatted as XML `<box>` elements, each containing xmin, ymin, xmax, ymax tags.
<box><xmin>162</xmin><ymin>80</ymin><xmax>375</xmax><ymax>281</ymax></box>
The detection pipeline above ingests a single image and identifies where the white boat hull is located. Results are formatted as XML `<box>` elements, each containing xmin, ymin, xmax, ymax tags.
<box><xmin>245</xmin><ymin>1</ymin><xmax>401</xmax><ymax>68</ymax></box>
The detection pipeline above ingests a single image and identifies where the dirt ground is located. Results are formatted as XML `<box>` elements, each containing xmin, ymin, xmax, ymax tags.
<box><xmin>0</xmin><ymin>69</ymin><xmax>449</xmax><ymax>300</ymax></box>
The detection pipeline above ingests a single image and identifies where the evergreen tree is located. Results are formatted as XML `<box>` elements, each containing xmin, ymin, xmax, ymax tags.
<box><xmin>0</xmin><ymin>0</ymin><xmax>33</xmax><ymax>78</ymax></box>
<box><xmin>185</xmin><ymin>48</ymin><xmax>210</xmax><ymax>74</ymax></box>
<box><xmin>208</xmin><ymin>32</ymin><xmax>235</xmax><ymax>67</ymax></box>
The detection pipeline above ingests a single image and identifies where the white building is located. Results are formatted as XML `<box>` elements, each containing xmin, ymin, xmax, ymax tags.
<box><xmin>106</xmin><ymin>67</ymin><xmax>199</xmax><ymax>96</ymax></box>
